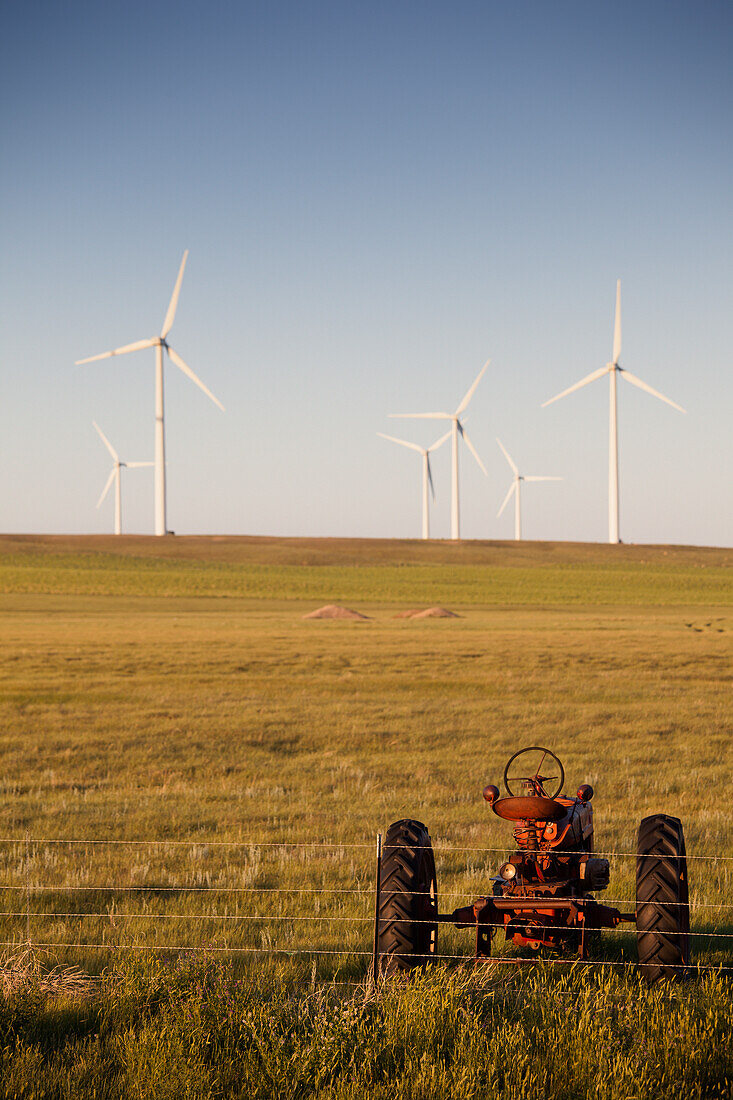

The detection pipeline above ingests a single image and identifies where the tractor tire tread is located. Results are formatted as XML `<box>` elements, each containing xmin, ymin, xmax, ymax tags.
<box><xmin>378</xmin><ymin>819</ymin><xmax>437</xmax><ymax>973</ymax></box>
<box><xmin>636</xmin><ymin>813</ymin><xmax>690</xmax><ymax>983</ymax></box>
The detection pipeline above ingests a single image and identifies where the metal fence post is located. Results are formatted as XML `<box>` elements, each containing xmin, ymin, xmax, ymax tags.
<box><xmin>372</xmin><ymin>832</ymin><xmax>382</xmax><ymax>987</ymax></box>
<box><xmin>25</xmin><ymin>831</ymin><xmax>31</xmax><ymax>946</ymax></box>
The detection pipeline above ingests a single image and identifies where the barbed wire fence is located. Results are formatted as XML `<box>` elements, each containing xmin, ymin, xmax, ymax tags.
<box><xmin>0</xmin><ymin>836</ymin><xmax>731</xmax><ymax>980</ymax></box>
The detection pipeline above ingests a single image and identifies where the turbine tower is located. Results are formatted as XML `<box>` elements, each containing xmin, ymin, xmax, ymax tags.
<box><xmin>377</xmin><ymin>429</ymin><xmax>451</xmax><ymax>539</ymax></box>
<box><xmin>76</xmin><ymin>252</ymin><xmax>224</xmax><ymax>536</ymax></box>
<box><xmin>93</xmin><ymin>422</ymin><xmax>153</xmax><ymax>535</ymax></box>
<box><xmin>542</xmin><ymin>281</ymin><xmax>684</xmax><ymax>544</ymax></box>
<box><xmin>496</xmin><ymin>438</ymin><xmax>562</xmax><ymax>541</ymax></box>
<box><xmin>390</xmin><ymin>360</ymin><xmax>489</xmax><ymax>540</ymax></box>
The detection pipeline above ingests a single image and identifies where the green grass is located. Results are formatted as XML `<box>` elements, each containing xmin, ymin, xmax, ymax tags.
<box><xmin>1</xmin><ymin>534</ymin><xmax>731</xmax><ymax>604</ymax></box>
<box><xmin>0</xmin><ymin>536</ymin><xmax>731</xmax><ymax>1098</ymax></box>
<box><xmin>2</xmin><ymin>961</ymin><xmax>731</xmax><ymax>1099</ymax></box>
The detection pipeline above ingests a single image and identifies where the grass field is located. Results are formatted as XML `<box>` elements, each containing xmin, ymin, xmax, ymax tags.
<box><xmin>0</xmin><ymin>536</ymin><xmax>731</xmax><ymax>1098</ymax></box>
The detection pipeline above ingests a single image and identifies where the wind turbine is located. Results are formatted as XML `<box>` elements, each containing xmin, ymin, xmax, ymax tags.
<box><xmin>76</xmin><ymin>252</ymin><xmax>224</xmax><ymax>536</ymax></box>
<box><xmin>93</xmin><ymin>422</ymin><xmax>153</xmax><ymax>535</ymax></box>
<box><xmin>542</xmin><ymin>281</ymin><xmax>684</xmax><ymax>544</ymax></box>
<box><xmin>496</xmin><ymin>438</ymin><xmax>562</xmax><ymax>541</ymax></box>
<box><xmin>377</xmin><ymin>429</ymin><xmax>451</xmax><ymax>539</ymax></box>
<box><xmin>390</xmin><ymin>360</ymin><xmax>490</xmax><ymax>540</ymax></box>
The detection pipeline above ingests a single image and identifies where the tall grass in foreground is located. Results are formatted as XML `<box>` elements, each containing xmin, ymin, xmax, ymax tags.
<box><xmin>1</xmin><ymin>950</ymin><xmax>731</xmax><ymax>1100</ymax></box>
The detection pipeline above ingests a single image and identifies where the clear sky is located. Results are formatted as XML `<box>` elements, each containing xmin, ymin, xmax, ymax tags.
<box><xmin>1</xmin><ymin>1</ymin><xmax>731</xmax><ymax>544</ymax></box>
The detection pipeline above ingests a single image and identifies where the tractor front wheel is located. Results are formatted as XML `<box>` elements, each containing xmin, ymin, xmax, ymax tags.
<box><xmin>378</xmin><ymin>819</ymin><xmax>438</xmax><ymax>975</ymax></box>
<box><xmin>636</xmin><ymin>814</ymin><xmax>690</xmax><ymax>982</ymax></box>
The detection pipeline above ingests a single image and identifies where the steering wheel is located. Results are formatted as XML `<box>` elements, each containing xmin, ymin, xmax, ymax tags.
<box><xmin>503</xmin><ymin>746</ymin><xmax>564</xmax><ymax>799</ymax></box>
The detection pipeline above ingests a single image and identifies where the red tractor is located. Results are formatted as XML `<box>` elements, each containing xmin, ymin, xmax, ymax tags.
<box><xmin>378</xmin><ymin>746</ymin><xmax>690</xmax><ymax>982</ymax></box>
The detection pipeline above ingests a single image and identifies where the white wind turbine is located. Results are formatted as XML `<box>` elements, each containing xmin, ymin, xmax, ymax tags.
<box><xmin>377</xmin><ymin>429</ymin><xmax>451</xmax><ymax>539</ymax></box>
<box><xmin>496</xmin><ymin>438</ymin><xmax>562</xmax><ymax>541</ymax></box>
<box><xmin>542</xmin><ymin>280</ymin><xmax>684</xmax><ymax>544</ymax></box>
<box><xmin>93</xmin><ymin>422</ymin><xmax>153</xmax><ymax>535</ymax></box>
<box><xmin>76</xmin><ymin>252</ymin><xmax>224</xmax><ymax>536</ymax></box>
<box><xmin>390</xmin><ymin>361</ymin><xmax>489</xmax><ymax>540</ymax></box>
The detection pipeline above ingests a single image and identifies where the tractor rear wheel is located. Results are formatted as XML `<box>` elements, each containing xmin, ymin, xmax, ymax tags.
<box><xmin>378</xmin><ymin>819</ymin><xmax>438</xmax><ymax>975</ymax></box>
<box><xmin>636</xmin><ymin>814</ymin><xmax>690</xmax><ymax>982</ymax></box>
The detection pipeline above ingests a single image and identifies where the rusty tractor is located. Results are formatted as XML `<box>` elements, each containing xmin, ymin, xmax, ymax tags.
<box><xmin>378</xmin><ymin>746</ymin><xmax>690</xmax><ymax>982</ymax></box>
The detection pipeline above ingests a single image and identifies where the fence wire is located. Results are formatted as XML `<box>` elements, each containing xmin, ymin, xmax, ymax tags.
<box><xmin>1</xmin><ymin>910</ymin><xmax>731</xmax><ymax>939</ymax></box>
<box><xmin>1</xmin><ymin>940</ymin><xmax>730</xmax><ymax>976</ymax></box>
<box><xmin>1</xmin><ymin>833</ymin><xmax>730</xmax><ymax>980</ymax></box>
<box><xmin>0</xmin><ymin>885</ymin><xmax>730</xmax><ymax>910</ymax></box>
<box><xmin>2</xmin><ymin>837</ymin><xmax>732</xmax><ymax>860</ymax></box>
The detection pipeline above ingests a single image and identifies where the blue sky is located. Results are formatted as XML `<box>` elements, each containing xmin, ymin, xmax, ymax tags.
<box><xmin>1</xmin><ymin>1</ymin><xmax>731</xmax><ymax>544</ymax></box>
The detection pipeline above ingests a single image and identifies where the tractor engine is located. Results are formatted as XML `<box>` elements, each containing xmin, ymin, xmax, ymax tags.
<box><xmin>451</xmin><ymin>751</ymin><xmax>620</xmax><ymax>954</ymax></box>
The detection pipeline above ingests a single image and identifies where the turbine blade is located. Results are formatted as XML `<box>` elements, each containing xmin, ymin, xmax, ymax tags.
<box><xmin>427</xmin><ymin>454</ymin><xmax>436</xmax><ymax>501</ymax></box>
<box><xmin>619</xmin><ymin>369</ymin><xmax>685</xmax><ymax>413</ymax></box>
<box><xmin>388</xmin><ymin>412</ymin><xmax>452</xmax><ymax>420</ymax></box>
<box><xmin>461</xmin><ymin>426</ymin><xmax>487</xmax><ymax>475</ymax></box>
<box><xmin>376</xmin><ymin>432</ymin><xmax>424</xmax><ymax>454</ymax></box>
<box><xmin>497</xmin><ymin>481</ymin><xmax>516</xmax><ymax>518</ymax></box>
<box><xmin>93</xmin><ymin>421</ymin><xmax>118</xmax><ymax>461</ymax></box>
<box><xmin>455</xmin><ymin>359</ymin><xmax>490</xmax><ymax>415</ymax></box>
<box><xmin>496</xmin><ymin>437</ymin><xmax>518</xmax><ymax>475</ymax></box>
<box><xmin>76</xmin><ymin>337</ymin><xmax>157</xmax><ymax>364</ymax></box>
<box><xmin>125</xmin><ymin>461</ymin><xmax>155</xmax><ymax>468</ymax></box>
<box><xmin>524</xmin><ymin>476</ymin><xmax>563</xmax><ymax>482</ymax></box>
<box><xmin>541</xmin><ymin>364</ymin><xmax>610</xmax><ymax>407</ymax></box>
<box><xmin>161</xmin><ymin>250</ymin><xmax>188</xmax><ymax>338</ymax></box>
<box><xmin>427</xmin><ymin>428</ymin><xmax>452</xmax><ymax>452</ymax></box>
<box><xmin>166</xmin><ymin>346</ymin><xmax>225</xmax><ymax>411</ymax></box>
<box><xmin>96</xmin><ymin>468</ymin><xmax>115</xmax><ymax>509</ymax></box>
<box><xmin>612</xmin><ymin>279</ymin><xmax>622</xmax><ymax>364</ymax></box>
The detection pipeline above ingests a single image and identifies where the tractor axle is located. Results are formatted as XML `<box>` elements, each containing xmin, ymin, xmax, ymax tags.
<box><xmin>436</xmin><ymin>895</ymin><xmax>635</xmax><ymax>959</ymax></box>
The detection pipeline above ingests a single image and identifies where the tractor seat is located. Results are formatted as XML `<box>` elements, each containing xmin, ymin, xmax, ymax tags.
<box><xmin>491</xmin><ymin>795</ymin><xmax>567</xmax><ymax>822</ymax></box>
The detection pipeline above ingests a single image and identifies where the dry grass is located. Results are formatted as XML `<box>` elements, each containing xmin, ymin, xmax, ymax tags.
<box><xmin>0</xmin><ymin>945</ymin><xmax>96</xmax><ymax>999</ymax></box>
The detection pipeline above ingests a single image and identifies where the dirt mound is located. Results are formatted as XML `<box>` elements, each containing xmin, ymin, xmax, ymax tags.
<box><xmin>411</xmin><ymin>606</ymin><xmax>460</xmax><ymax>619</ymax></box>
<box><xmin>393</xmin><ymin>609</ymin><xmax>423</xmax><ymax>618</ymax></box>
<box><xmin>303</xmin><ymin>604</ymin><xmax>370</xmax><ymax>620</ymax></box>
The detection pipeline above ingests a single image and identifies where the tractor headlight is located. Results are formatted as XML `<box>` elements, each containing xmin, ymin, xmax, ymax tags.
<box><xmin>499</xmin><ymin>862</ymin><xmax>517</xmax><ymax>880</ymax></box>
